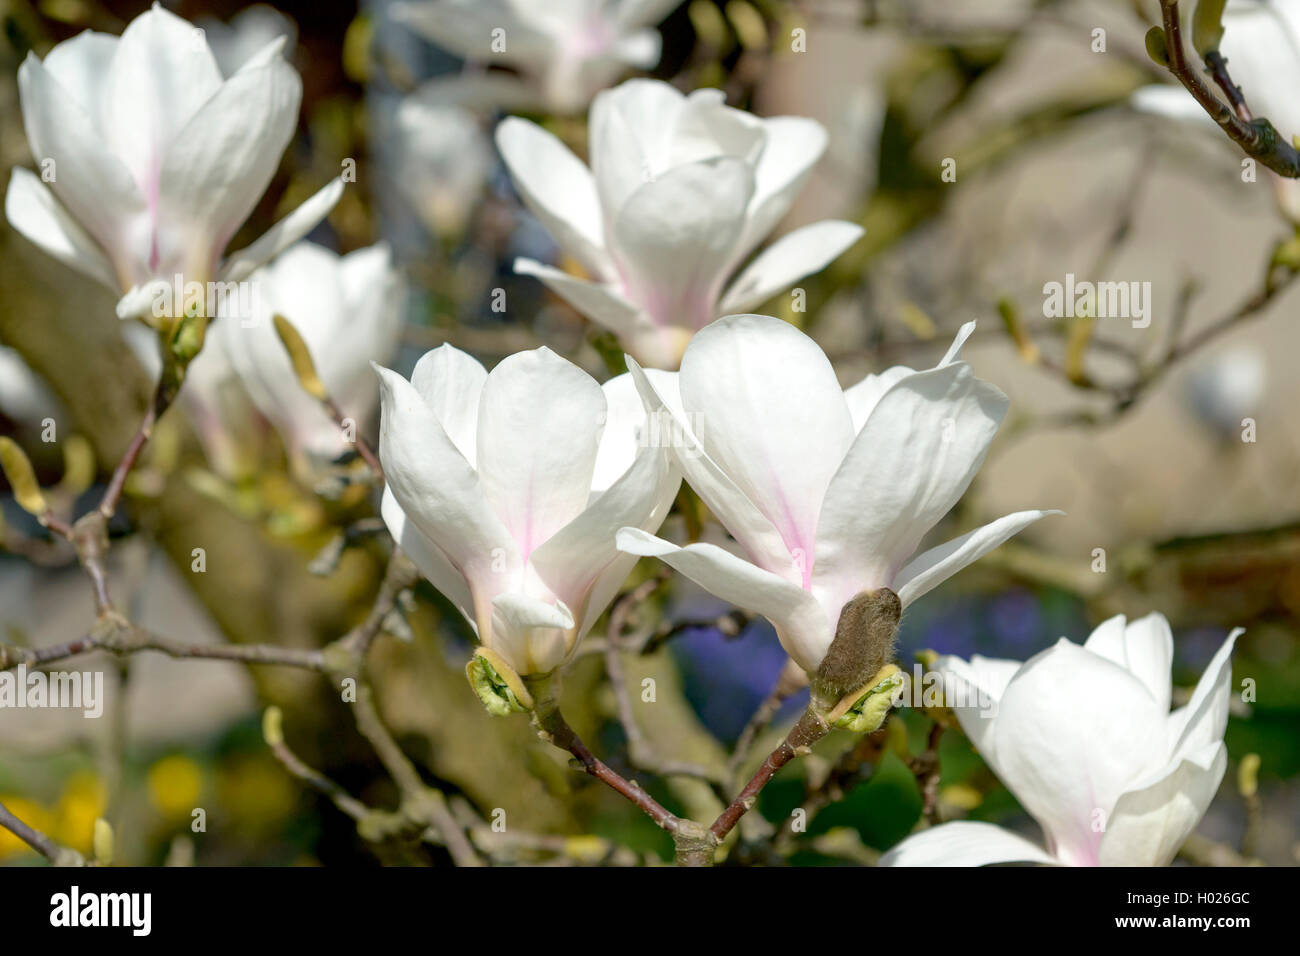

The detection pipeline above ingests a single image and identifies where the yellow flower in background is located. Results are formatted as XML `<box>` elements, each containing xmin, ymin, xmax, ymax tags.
<box><xmin>54</xmin><ymin>771</ymin><xmax>106</xmax><ymax>854</ymax></box>
<box><xmin>0</xmin><ymin>795</ymin><xmax>52</xmax><ymax>860</ymax></box>
<box><xmin>148</xmin><ymin>755</ymin><xmax>205</xmax><ymax>822</ymax></box>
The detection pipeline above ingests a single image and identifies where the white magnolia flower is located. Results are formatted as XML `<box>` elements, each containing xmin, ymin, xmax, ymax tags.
<box><xmin>391</xmin><ymin>99</ymin><xmax>492</xmax><ymax>238</ymax></box>
<box><xmin>374</xmin><ymin>345</ymin><xmax>680</xmax><ymax>676</ymax></box>
<box><xmin>4</xmin><ymin>3</ymin><xmax>342</xmax><ymax>313</ymax></box>
<box><xmin>497</xmin><ymin>79</ymin><xmax>864</xmax><ymax>367</ymax></box>
<box><xmin>1132</xmin><ymin>0</ymin><xmax>1300</xmax><ymax>219</ymax></box>
<box><xmin>617</xmin><ymin>314</ymin><xmax>1058</xmax><ymax>677</ymax></box>
<box><xmin>220</xmin><ymin>242</ymin><xmax>406</xmax><ymax>462</ymax></box>
<box><xmin>393</xmin><ymin>0</ymin><xmax>680</xmax><ymax>113</ymax></box>
<box><xmin>881</xmin><ymin>614</ymin><xmax>1240</xmax><ymax>867</ymax></box>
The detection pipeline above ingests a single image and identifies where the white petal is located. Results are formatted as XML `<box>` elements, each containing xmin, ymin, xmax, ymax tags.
<box><xmin>1098</xmin><ymin>741</ymin><xmax>1226</xmax><ymax>866</ymax></box>
<box><xmin>17</xmin><ymin>52</ymin><xmax>144</xmax><ymax>274</ymax></box>
<box><xmin>102</xmin><ymin>6</ymin><xmax>223</xmax><ymax>197</ymax></box>
<box><xmin>679</xmin><ymin>314</ymin><xmax>854</xmax><ymax>585</ymax></box>
<box><xmin>532</xmin><ymin>429</ymin><xmax>678</xmax><ymax>627</ymax></box>
<box><xmin>616</xmin><ymin>528</ymin><xmax>831</xmax><ymax>674</ymax></box>
<box><xmin>158</xmin><ymin>49</ymin><xmax>301</xmax><ymax>276</ymax></box>
<box><xmin>812</xmin><ymin>362</ymin><xmax>1008</xmax><ymax>620</ymax></box>
<box><xmin>736</xmin><ymin>115</ymin><xmax>827</xmax><ymax>258</ymax></box>
<box><xmin>495</xmin><ymin>117</ymin><xmax>610</xmax><ymax>277</ymax></box>
<box><xmin>381</xmin><ymin>487</ymin><xmax>475</xmax><ymax>626</ymax></box>
<box><xmin>611</xmin><ymin>157</ymin><xmax>754</xmax><ymax>331</ymax></box>
<box><xmin>489</xmin><ymin>592</ymin><xmax>575</xmax><ymax>676</ymax></box>
<box><xmin>514</xmin><ymin>257</ymin><xmax>645</xmax><ymax>340</ymax></box>
<box><xmin>843</xmin><ymin>366</ymin><xmax>912</xmax><ymax>433</ymax></box>
<box><xmin>4</xmin><ymin>167</ymin><xmax>117</xmax><ymax>288</ymax></box>
<box><xmin>879</xmin><ymin>821</ymin><xmax>1058</xmax><ymax>867</ymax></box>
<box><xmin>589</xmin><ymin>78</ymin><xmax>686</xmax><ymax>218</ymax></box>
<box><xmin>475</xmin><ymin>348</ymin><xmax>606</xmax><ymax>558</ymax></box>
<box><xmin>40</xmin><ymin>30</ymin><xmax>117</xmax><ymax>121</ymax></box>
<box><xmin>220</xmin><ymin>178</ymin><xmax>344</xmax><ymax>282</ymax></box>
<box><xmin>1168</xmin><ymin>628</ymin><xmax>1241</xmax><ymax>760</ymax></box>
<box><xmin>934</xmin><ymin>653</ymin><xmax>1024</xmax><ymax>767</ymax></box>
<box><xmin>625</xmin><ymin>357</ymin><xmax>794</xmax><ymax>576</ymax></box>
<box><xmin>374</xmin><ymin>363</ymin><xmax>518</xmax><ymax>627</ymax></box>
<box><xmin>410</xmin><ymin>344</ymin><xmax>487</xmax><ymax>467</ymax></box>
<box><xmin>893</xmin><ymin>509</ymin><xmax>1062</xmax><ymax>606</ymax></box>
<box><xmin>719</xmin><ymin>220</ymin><xmax>863</xmax><ymax>314</ymax></box>
<box><xmin>1084</xmin><ymin>612</ymin><xmax>1174</xmax><ymax>713</ymax></box>
<box><xmin>990</xmin><ymin>639</ymin><xmax>1168</xmax><ymax>867</ymax></box>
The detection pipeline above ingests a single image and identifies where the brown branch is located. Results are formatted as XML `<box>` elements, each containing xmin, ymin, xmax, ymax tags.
<box><xmin>1156</xmin><ymin>0</ymin><xmax>1300</xmax><ymax>177</ymax></box>
<box><xmin>0</xmin><ymin>798</ymin><xmax>84</xmax><ymax>865</ymax></box>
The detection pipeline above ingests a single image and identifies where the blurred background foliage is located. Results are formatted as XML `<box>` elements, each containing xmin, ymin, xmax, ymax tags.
<box><xmin>0</xmin><ymin>0</ymin><xmax>1295</xmax><ymax>865</ymax></box>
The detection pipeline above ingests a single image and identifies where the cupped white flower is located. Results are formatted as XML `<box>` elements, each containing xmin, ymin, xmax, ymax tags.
<box><xmin>4</xmin><ymin>3</ymin><xmax>342</xmax><ymax>311</ymax></box>
<box><xmin>1132</xmin><ymin>0</ymin><xmax>1300</xmax><ymax>219</ymax></box>
<box><xmin>375</xmin><ymin>345</ymin><xmax>681</xmax><ymax>676</ymax></box>
<box><xmin>616</xmin><ymin>314</ymin><xmax>1059</xmax><ymax>676</ymax></box>
<box><xmin>496</xmin><ymin>79</ymin><xmax>864</xmax><ymax>367</ymax></box>
<box><xmin>882</xmin><ymin>614</ymin><xmax>1241</xmax><ymax>867</ymax></box>
<box><xmin>393</xmin><ymin>0</ymin><xmax>678</xmax><ymax>113</ymax></box>
<box><xmin>219</xmin><ymin>242</ymin><xmax>406</xmax><ymax>462</ymax></box>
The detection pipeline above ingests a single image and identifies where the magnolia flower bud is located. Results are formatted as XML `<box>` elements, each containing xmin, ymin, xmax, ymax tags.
<box><xmin>466</xmin><ymin>647</ymin><xmax>535</xmax><ymax>717</ymax></box>
<box><xmin>811</xmin><ymin>587</ymin><xmax>900</xmax><ymax>714</ymax></box>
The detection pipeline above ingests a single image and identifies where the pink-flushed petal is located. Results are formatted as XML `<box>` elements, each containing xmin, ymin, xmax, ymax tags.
<box><xmin>4</xmin><ymin>167</ymin><xmax>117</xmax><ymax>288</ymax></box>
<box><xmin>719</xmin><ymin>220</ymin><xmax>863</xmax><ymax>314</ymax></box>
<box><xmin>679</xmin><ymin>314</ymin><xmax>854</xmax><ymax>587</ymax></box>
<box><xmin>1084</xmin><ymin>613</ymin><xmax>1175</xmax><ymax>713</ymax></box>
<box><xmin>611</xmin><ymin>158</ymin><xmax>753</xmax><ymax>332</ymax></box>
<box><xmin>879</xmin><ymin>821</ymin><xmax>1058</xmax><ymax>867</ymax></box>
<box><xmin>892</xmin><ymin>509</ymin><xmax>1063</xmax><ymax>607</ymax></box>
<box><xmin>409</xmin><ymin>344</ymin><xmax>487</xmax><ymax>467</ymax></box>
<box><xmin>102</xmin><ymin>4</ymin><xmax>223</xmax><ymax>213</ymax></box>
<box><xmin>1097</xmin><ymin>741</ymin><xmax>1226</xmax><ymax>866</ymax></box>
<box><xmin>989</xmin><ymin>639</ymin><xmax>1168</xmax><ymax>867</ymax></box>
<box><xmin>157</xmin><ymin>44</ymin><xmax>301</xmax><ymax>279</ymax></box>
<box><xmin>475</xmin><ymin>347</ymin><xmax>606</xmax><ymax>560</ymax></box>
<box><xmin>625</xmin><ymin>357</ymin><xmax>796</xmax><ymax>579</ymax></box>
<box><xmin>812</xmin><ymin>362</ymin><xmax>1007</xmax><ymax>623</ymax></box>
<box><xmin>616</xmin><ymin>528</ymin><xmax>832</xmax><ymax>674</ymax></box>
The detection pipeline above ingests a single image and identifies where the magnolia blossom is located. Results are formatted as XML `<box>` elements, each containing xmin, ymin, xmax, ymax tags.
<box><xmin>392</xmin><ymin>0</ymin><xmax>679</xmax><ymax>113</ymax></box>
<box><xmin>217</xmin><ymin>242</ymin><xmax>405</xmax><ymax>463</ymax></box>
<box><xmin>496</xmin><ymin>79</ymin><xmax>864</xmax><ymax>367</ymax></box>
<box><xmin>390</xmin><ymin>99</ymin><xmax>492</xmax><ymax>238</ymax></box>
<box><xmin>617</xmin><ymin>314</ymin><xmax>1058</xmax><ymax>677</ymax></box>
<box><xmin>882</xmin><ymin>614</ymin><xmax>1240</xmax><ymax>867</ymax></box>
<box><xmin>1132</xmin><ymin>0</ymin><xmax>1300</xmax><ymax>219</ymax></box>
<box><xmin>375</xmin><ymin>346</ymin><xmax>680</xmax><ymax>676</ymax></box>
<box><xmin>4</xmin><ymin>3</ymin><xmax>342</xmax><ymax>314</ymax></box>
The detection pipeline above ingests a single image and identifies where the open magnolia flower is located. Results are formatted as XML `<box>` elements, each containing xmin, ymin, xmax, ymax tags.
<box><xmin>4</xmin><ymin>3</ymin><xmax>342</xmax><ymax>315</ymax></box>
<box><xmin>393</xmin><ymin>0</ymin><xmax>679</xmax><ymax>114</ymax></box>
<box><xmin>1132</xmin><ymin>0</ymin><xmax>1300</xmax><ymax>220</ymax></box>
<box><xmin>375</xmin><ymin>345</ymin><xmax>680</xmax><ymax>682</ymax></box>
<box><xmin>497</xmin><ymin>79</ymin><xmax>863</xmax><ymax>367</ymax></box>
<box><xmin>882</xmin><ymin>614</ymin><xmax>1240</xmax><ymax>867</ymax></box>
<box><xmin>219</xmin><ymin>242</ymin><xmax>405</xmax><ymax>463</ymax></box>
<box><xmin>617</xmin><ymin>314</ymin><xmax>1058</xmax><ymax>677</ymax></box>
